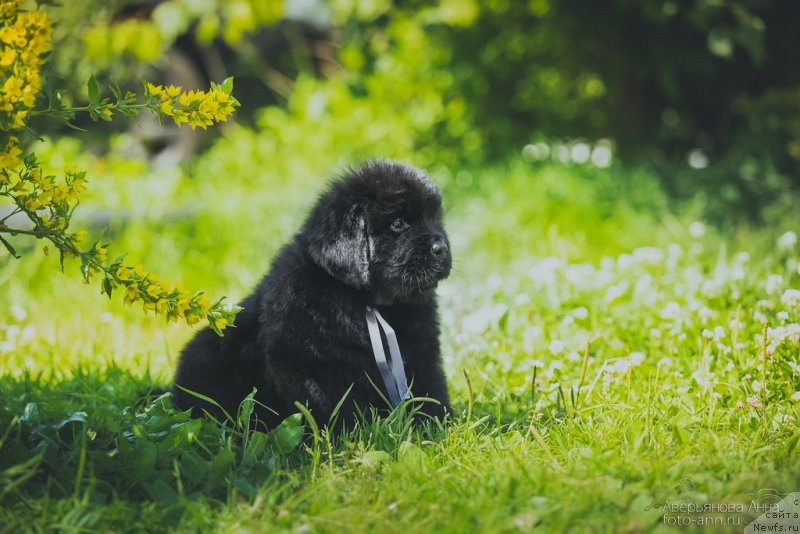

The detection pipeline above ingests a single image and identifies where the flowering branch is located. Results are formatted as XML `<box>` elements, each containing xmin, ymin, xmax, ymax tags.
<box><xmin>0</xmin><ymin>0</ymin><xmax>240</xmax><ymax>334</ymax></box>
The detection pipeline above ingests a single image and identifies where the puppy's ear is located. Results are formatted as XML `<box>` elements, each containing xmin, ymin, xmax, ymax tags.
<box><xmin>306</xmin><ymin>203</ymin><xmax>371</xmax><ymax>289</ymax></box>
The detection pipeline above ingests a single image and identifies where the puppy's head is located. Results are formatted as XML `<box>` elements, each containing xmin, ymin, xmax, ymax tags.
<box><xmin>303</xmin><ymin>160</ymin><xmax>451</xmax><ymax>303</ymax></box>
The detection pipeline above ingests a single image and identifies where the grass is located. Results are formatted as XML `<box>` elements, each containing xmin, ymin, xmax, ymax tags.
<box><xmin>1</xmin><ymin>140</ymin><xmax>800</xmax><ymax>532</ymax></box>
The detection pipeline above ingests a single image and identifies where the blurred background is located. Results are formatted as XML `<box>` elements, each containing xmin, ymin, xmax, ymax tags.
<box><xmin>2</xmin><ymin>0</ymin><xmax>799</xmax><ymax>377</ymax></box>
<box><xmin>39</xmin><ymin>0</ymin><xmax>800</xmax><ymax>216</ymax></box>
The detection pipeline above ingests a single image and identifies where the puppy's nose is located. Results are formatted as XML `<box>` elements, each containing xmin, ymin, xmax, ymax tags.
<box><xmin>431</xmin><ymin>236</ymin><xmax>448</xmax><ymax>257</ymax></box>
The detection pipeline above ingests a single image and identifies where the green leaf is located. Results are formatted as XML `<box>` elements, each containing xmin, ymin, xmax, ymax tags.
<box><xmin>129</xmin><ymin>446</ymin><xmax>157</xmax><ymax>481</ymax></box>
<box><xmin>62</xmin><ymin>119</ymin><xmax>88</xmax><ymax>132</ymax></box>
<box><xmin>237</xmin><ymin>389</ymin><xmax>256</xmax><ymax>428</ymax></box>
<box><xmin>0</xmin><ymin>235</ymin><xmax>20</xmax><ymax>259</ymax></box>
<box><xmin>231</xmin><ymin>477</ymin><xmax>258</xmax><ymax>498</ymax></box>
<box><xmin>102</xmin><ymin>278</ymin><xmax>113</xmax><ymax>299</ymax></box>
<box><xmin>109</xmin><ymin>82</ymin><xmax>121</xmax><ymax>100</ymax></box>
<box><xmin>52</xmin><ymin>411</ymin><xmax>87</xmax><ymax>430</ymax></box>
<box><xmin>175</xmin><ymin>385</ymin><xmax>233</xmax><ymax>422</ymax></box>
<box><xmin>143</xmin><ymin>479</ymin><xmax>179</xmax><ymax>504</ymax></box>
<box><xmin>219</xmin><ymin>76</ymin><xmax>234</xmax><ymax>95</ymax></box>
<box><xmin>242</xmin><ymin>431</ymin><xmax>268</xmax><ymax>464</ymax></box>
<box><xmin>18</xmin><ymin>402</ymin><xmax>39</xmax><ymax>423</ymax></box>
<box><xmin>87</xmin><ymin>75</ymin><xmax>100</xmax><ymax>105</ymax></box>
<box><xmin>268</xmin><ymin>413</ymin><xmax>304</xmax><ymax>455</ymax></box>
<box><xmin>209</xmin><ymin>449</ymin><xmax>235</xmax><ymax>479</ymax></box>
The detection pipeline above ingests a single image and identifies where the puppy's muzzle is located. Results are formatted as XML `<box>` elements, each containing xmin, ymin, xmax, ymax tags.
<box><xmin>431</xmin><ymin>235</ymin><xmax>448</xmax><ymax>257</ymax></box>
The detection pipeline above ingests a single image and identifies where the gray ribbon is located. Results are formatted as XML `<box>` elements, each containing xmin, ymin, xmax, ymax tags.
<box><xmin>366</xmin><ymin>306</ymin><xmax>411</xmax><ymax>407</ymax></box>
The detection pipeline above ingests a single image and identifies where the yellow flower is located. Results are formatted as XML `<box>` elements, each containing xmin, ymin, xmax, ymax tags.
<box><xmin>177</xmin><ymin>91</ymin><xmax>195</xmax><ymax>107</ymax></box>
<box><xmin>176</xmin><ymin>297</ymin><xmax>190</xmax><ymax>318</ymax></box>
<box><xmin>146</xmin><ymin>284</ymin><xmax>162</xmax><ymax>299</ymax></box>
<box><xmin>156</xmin><ymin>299</ymin><xmax>169</xmax><ymax>315</ymax></box>
<box><xmin>116</xmin><ymin>265</ymin><xmax>131</xmax><ymax>281</ymax></box>
<box><xmin>124</xmin><ymin>285</ymin><xmax>139</xmax><ymax>305</ymax></box>
<box><xmin>0</xmin><ymin>46</ymin><xmax>13</xmax><ymax>66</ymax></box>
<box><xmin>0</xmin><ymin>134</ymin><xmax>20</xmax><ymax>170</ymax></box>
<box><xmin>94</xmin><ymin>242</ymin><xmax>107</xmax><ymax>260</ymax></box>
<box><xmin>3</xmin><ymin>76</ymin><xmax>23</xmax><ymax>99</ymax></box>
<box><xmin>196</xmin><ymin>294</ymin><xmax>212</xmax><ymax>314</ymax></box>
<box><xmin>0</xmin><ymin>1</ymin><xmax>21</xmax><ymax>18</ymax></box>
<box><xmin>134</xmin><ymin>264</ymin><xmax>146</xmax><ymax>278</ymax></box>
<box><xmin>158</xmin><ymin>99</ymin><xmax>174</xmax><ymax>116</ymax></box>
<box><xmin>213</xmin><ymin>317</ymin><xmax>229</xmax><ymax>331</ymax></box>
<box><xmin>146</xmin><ymin>83</ymin><xmax>163</xmax><ymax>97</ymax></box>
<box><xmin>0</xmin><ymin>8</ymin><xmax>51</xmax><ymax>132</ymax></box>
<box><xmin>165</xmin><ymin>85</ymin><xmax>182</xmax><ymax>98</ymax></box>
<box><xmin>70</xmin><ymin>177</ymin><xmax>86</xmax><ymax>193</ymax></box>
<box><xmin>0</xmin><ymin>25</ymin><xmax>24</xmax><ymax>46</ymax></box>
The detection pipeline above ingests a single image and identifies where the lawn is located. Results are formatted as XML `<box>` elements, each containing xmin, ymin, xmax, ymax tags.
<box><xmin>1</xmin><ymin>135</ymin><xmax>799</xmax><ymax>532</ymax></box>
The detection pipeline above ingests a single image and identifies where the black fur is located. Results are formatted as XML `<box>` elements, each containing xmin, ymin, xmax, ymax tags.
<box><xmin>172</xmin><ymin>160</ymin><xmax>452</xmax><ymax>429</ymax></box>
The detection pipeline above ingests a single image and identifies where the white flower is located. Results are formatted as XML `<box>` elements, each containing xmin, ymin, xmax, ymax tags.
<box><xmin>10</xmin><ymin>303</ymin><xmax>26</xmax><ymax>321</ymax></box>
<box><xmin>691</xmin><ymin>369</ymin><xmax>712</xmax><ymax>390</ymax></box>
<box><xmin>778</xmin><ymin>311</ymin><xmax>789</xmax><ymax>321</ymax></box>
<box><xmin>747</xmin><ymin>396</ymin><xmax>763</xmax><ymax>409</ymax></box>
<box><xmin>632</xmin><ymin>247</ymin><xmax>664</xmax><ymax>265</ymax></box>
<box><xmin>561</xmin><ymin>316</ymin><xmax>575</xmax><ymax>327</ymax></box>
<box><xmin>660</xmin><ymin>302</ymin><xmax>682</xmax><ymax>320</ymax></box>
<box><xmin>702</xmin><ymin>328</ymin><xmax>714</xmax><ymax>339</ymax></box>
<box><xmin>604</xmin><ymin>284</ymin><xmax>626</xmax><ymax>303</ymax></box>
<box><xmin>629</xmin><ymin>352</ymin><xmax>645</xmax><ymax>366</ymax></box>
<box><xmin>667</xmin><ymin>243</ymin><xmax>683</xmax><ymax>257</ymax></box>
<box><xmin>698</xmin><ymin>306</ymin><xmax>714</xmax><ymax>323</ymax></box>
<box><xmin>549</xmin><ymin>360</ymin><xmax>563</xmax><ymax>372</ymax></box>
<box><xmin>572</xmin><ymin>307</ymin><xmax>589</xmax><ymax>320</ymax></box>
<box><xmin>791</xmin><ymin>391</ymin><xmax>800</xmax><ymax>402</ymax></box>
<box><xmin>766</xmin><ymin>275</ymin><xmax>783</xmax><ymax>295</ymax></box>
<box><xmin>513</xmin><ymin>293</ymin><xmax>530</xmax><ymax>306</ymax></box>
<box><xmin>567</xmin><ymin>351</ymin><xmax>581</xmax><ymax>362</ymax></box>
<box><xmin>531</xmin><ymin>359</ymin><xmax>544</xmax><ymax>369</ymax></box>
<box><xmin>20</xmin><ymin>326</ymin><xmax>35</xmax><ymax>343</ymax></box>
<box><xmin>612</xmin><ymin>359</ymin><xmax>632</xmax><ymax>374</ymax></box>
<box><xmin>781</xmin><ymin>289</ymin><xmax>800</xmax><ymax>308</ymax></box>
<box><xmin>6</xmin><ymin>325</ymin><xmax>21</xmax><ymax>340</ymax></box>
<box><xmin>617</xmin><ymin>253</ymin><xmax>633</xmax><ymax>269</ymax></box>
<box><xmin>689</xmin><ymin>221</ymin><xmax>705</xmax><ymax>238</ymax></box>
<box><xmin>713</xmin><ymin>326</ymin><xmax>726</xmax><ymax>339</ymax></box>
<box><xmin>777</xmin><ymin>230</ymin><xmax>797</xmax><ymax>250</ymax></box>
<box><xmin>548</xmin><ymin>340</ymin><xmax>565</xmax><ymax>355</ymax></box>
<box><xmin>789</xmin><ymin>323</ymin><xmax>800</xmax><ymax>341</ymax></box>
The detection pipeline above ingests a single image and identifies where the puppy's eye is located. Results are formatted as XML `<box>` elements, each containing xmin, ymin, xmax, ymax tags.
<box><xmin>390</xmin><ymin>218</ymin><xmax>409</xmax><ymax>233</ymax></box>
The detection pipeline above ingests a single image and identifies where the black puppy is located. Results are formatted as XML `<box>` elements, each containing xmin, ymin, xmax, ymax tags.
<box><xmin>172</xmin><ymin>160</ymin><xmax>452</xmax><ymax>429</ymax></box>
